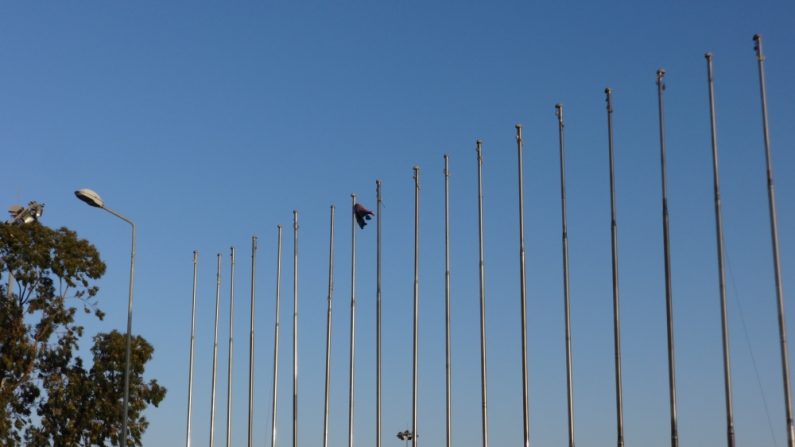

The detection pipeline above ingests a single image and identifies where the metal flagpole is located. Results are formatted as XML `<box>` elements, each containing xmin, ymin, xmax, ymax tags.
<box><xmin>293</xmin><ymin>211</ymin><xmax>299</xmax><ymax>447</ymax></box>
<box><xmin>605</xmin><ymin>89</ymin><xmax>625</xmax><ymax>447</ymax></box>
<box><xmin>210</xmin><ymin>254</ymin><xmax>222</xmax><ymax>447</ymax></box>
<box><xmin>376</xmin><ymin>180</ymin><xmax>383</xmax><ymax>447</ymax></box>
<box><xmin>226</xmin><ymin>247</ymin><xmax>236</xmax><ymax>447</ymax></box>
<box><xmin>753</xmin><ymin>34</ymin><xmax>795</xmax><ymax>447</ymax></box>
<box><xmin>248</xmin><ymin>236</ymin><xmax>258</xmax><ymax>447</ymax></box>
<box><xmin>349</xmin><ymin>194</ymin><xmax>358</xmax><ymax>447</ymax></box>
<box><xmin>271</xmin><ymin>226</ymin><xmax>283</xmax><ymax>447</ymax></box>
<box><xmin>556</xmin><ymin>104</ymin><xmax>576</xmax><ymax>447</ymax></box>
<box><xmin>444</xmin><ymin>155</ymin><xmax>453</xmax><ymax>447</ymax></box>
<box><xmin>186</xmin><ymin>251</ymin><xmax>199</xmax><ymax>447</ymax></box>
<box><xmin>656</xmin><ymin>68</ymin><xmax>679</xmax><ymax>447</ymax></box>
<box><xmin>476</xmin><ymin>142</ymin><xmax>490</xmax><ymax>447</ymax></box>
<box><xmin>323</xmin><ymin>206</ymin><xmax>336</xmax><ymax>447</ymax></box>
<box><xmin>412</xmin><ymin>166</ymin><xmax>421</xmax><ymax>447</ymax></box>
<box><xmin>516</xmin><ymin>125</ymin><xmax>531</xmax><ymax>447</ymax></box>
<box><xmin>705</xmin><ymin>53</ymin><xmax>736</xmax><ymax>447</ymax></box>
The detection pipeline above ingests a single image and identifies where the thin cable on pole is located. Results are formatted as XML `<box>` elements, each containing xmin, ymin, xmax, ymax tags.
<box><xmin>753</xmin><ymin>34</ymin><xmax>794</xmax><ymax>447</ymax></box>
<box><xmin>605</xmin><ymin>89</ymin><xmax>625</xmax><ymax>447</ymax></box>
<box><xmin>556</xmin><ymin>104</ymin><xmax>576</xmax><ymax>447</ymax></box>
<box><xmin>726</xmin><ymin>254</ymin><xmax>780</xmax><ymax>447</ymax></box>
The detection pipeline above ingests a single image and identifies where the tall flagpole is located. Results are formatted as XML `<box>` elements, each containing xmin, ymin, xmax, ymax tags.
<box><xmin>605</xmin><ymin>89</ymin><xmax>625</xmax><ymax>447</ymax></box>
<box><xmin>323</xmin><ymin>206</ymin><xmax>336</xmax><ymax>447</ymax></box>
<box><xmin>248</xmin><ymin>236</ymin><xmax>258</xmax><ymax>447</ymax></box>
<box><xmin>556</xmin><ymin>104</ymin><xmax>576</xmax><ymax>447</ymax></box>
<box><xmin>656</xmin><ymin>68</ymin><xmax>679</xmax><ymax>447</ymax></box>
<box><xmin>376</xmin><ymin>180</ymin><xmax>383</xmax><ymax>447</ymax></box>
<box><xmin>209</xmin><ymin>254</ymin><xmax>222</xmax><ymax>447</ymax></box>
<box><xmin>271</xmin><ymin>226</ymin><xmax>283</xmax><ymax>447</ymax></box>
<box><xmin>186</xmin><ymin>251</ymin><xmax>199</xmax><ymax>447</ymax></box>
<box><xmin>516</xmin><ymin>125</ymin><xmax>531</xmax><ymax>447</ymax></box>
<box><xmin>412</xmin><ymin>166</ymin><xmax>421</xmax><ymax>447</ymax></box>
<box><xmin>292</xmin><ymin>211</ymin><xmax>299</xmax><ymax>447</ymax></box>
<box><xmin>226</xmin><ymin>247</ymin><xmax>236</xmax><ymax>447</ymax></box>
<box><xmin>476</xmin><ymin>141</ymin><xmax>490</xmax><ymax>447</ymax></box>
<box><xmin>753</xmin><ymin>34</ymin><xmax>794</xmax><ymax>447</ymax></box>
<box><xmin>705</xmin><ymin>53</ymin><xmax>736</xmax><ymax>447</ymax></box>
<box><xmin>349</xmin><ymin>194</ymin><xmax>358</xmax><ymax>447</ymax></box>
<box><xmin>444</xmin><ymin>155</ymin><xmax>453</xmax><ymax>447</ymax></box>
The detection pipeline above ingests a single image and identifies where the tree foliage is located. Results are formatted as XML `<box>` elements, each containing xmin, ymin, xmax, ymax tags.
<box><xmin>0</xmin><ymin>222</ymin><xmax>166</xmax><ymax>446</ymax></box>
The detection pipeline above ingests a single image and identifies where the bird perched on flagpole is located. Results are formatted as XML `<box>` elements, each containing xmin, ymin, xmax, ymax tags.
<box><xmin>353</xmin><ymin>203</ymin><xmax>374</xmax><ymax>229</ymax></box>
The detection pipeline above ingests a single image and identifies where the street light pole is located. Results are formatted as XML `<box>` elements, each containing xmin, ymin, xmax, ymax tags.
<box><xmin>74</xmin><ymin>189</ymin><xmax>135</xmax><ymax>447</ymax></box>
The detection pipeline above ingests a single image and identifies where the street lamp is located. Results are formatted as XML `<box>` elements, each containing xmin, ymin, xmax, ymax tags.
<box><xmin>75</xmin><ymin>188</ymin><xmax>136</xmax><ymax>447</ymax></box>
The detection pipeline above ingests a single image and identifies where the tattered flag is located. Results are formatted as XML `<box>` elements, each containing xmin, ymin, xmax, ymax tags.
<box><xmin>353</xmin><ymin>203</ymin><xmax>374</xmax><ymax>229</ymax></box>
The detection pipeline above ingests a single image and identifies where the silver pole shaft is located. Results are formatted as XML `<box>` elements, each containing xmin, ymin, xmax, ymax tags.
<box><xmin>656</xmin><ymin>68</ymin><xmax>679</xmax><ymax>447</ymax></box>
<box><xmin>412</xmin><ymin>166</ymin><xmax>421</xmax><ymax>447</ymax></box>
<box><xmin>293</xmin><ymin>211</ymin><xmax>299</xmax><ymax>447</ymax></box>
<box><xmin>516</xmin><ymin>125</ymin><xmax>531</xmax><ymax>447</ymax></box>
<box><xmin>754</xmin><ymin>34</ymin><xmax>795</xmax><ymax>447</ymax></box>
<box><xmin>556</xmin><ymin>104</ymin><xmax>576</xmax><ymax>447</ymax></box>
<box><xmin>605</xmin><ymin>89</ymin><xmax>625</xmax><ymax>447</ymax></box>
<box><xmin>349</xmin><ymin>194</ymin><xmax>358</xmax><ymax>447</ymax></box>
<box><xmin>210</xmin><ymin>254</ymin><xmax>222</xmax><ymax>447</ymax></box>
<box><xmin>186</xmin><ymin>251</ymin><xmax>199</xmax><ymax>447</ymax></box>
<box><xmin>705</xmin><ymin>53</ymin><xmax>736</xmax><ymax>447</ymax></box>
<box><xmin>323</xmin><ymin>206</ymin><xmax>336</xmax><ymax>447</ymax></box>
<box><xmin>476</xmin><ymin>142</ymin><xmax>490</xmax><ymax>447</ymax></box>
<box><xmin>226</xmin><ymin>247</ymin><xmax>236</xmax><ymax>447</ymax></box>
<box><xmin>271</xmin><ymin>227</ymin><xmax>283</xmax><ymax>447</ymax></box>
<box><xmin>114</xmin><ymin>209</ymin><xmax>135</xmax><ymax>447</ymax></box>
<box><xmin>248</xmin><ymin>237</ymin><xmax>258</xmax><ymax>447</ymax></box>
<box><xmin>444</xmin><ymin>155</ymin><xmax>453</xmax><ymax>447</ymax></box>
<box><xmin>376</xmin><ymin>180</ymin><xmax>383</xmax><ymax>447</ymax></box>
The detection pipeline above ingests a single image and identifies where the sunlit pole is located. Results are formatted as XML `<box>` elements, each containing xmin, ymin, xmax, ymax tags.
<box><xmin>516</xmin><ymin>126</ymin><xmax>531</xmax><ymax>447</ymax></box>
<box><xmin>186</xmin><ymin>251</ymin><xmax>199</xmax><ymax>447</ymax></box>
<box><xmin>555</xmin><ymin>105</ymin><xmax>576</xmax><ymax>447</ymax></box>
<box><xmin>270</xmin><ymin>226</ymin><xmax>283</xmax><ymax>447</ymax></box>
<box><xmin>476</xmin><ymin>142</ymin><xmax>490</xmax><ymax>447</ymax></box>
<box><xmin>753</xmin><ymin>34</ymin><xmax>794</xmax><ymax>447</ymax></box>
<box><xmin>656</xmin><ymin>68</ymin><xmax>679</xmax><ymax>447</ymax></box>
<box><xmin>248</xmin><ymin>236</ymin><xmax>258</xmax><ymax>447</ymax></box>
<box><xmin>605</xmin><ymin>89</ymin><xmax>625</xmax><ymax>447</ymax></box>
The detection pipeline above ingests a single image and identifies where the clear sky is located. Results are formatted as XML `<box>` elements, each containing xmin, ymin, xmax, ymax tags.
<box><xmin>2</xmin><ymin>1</ymin><xmax>794</xmax><ymax>446</ymax></box>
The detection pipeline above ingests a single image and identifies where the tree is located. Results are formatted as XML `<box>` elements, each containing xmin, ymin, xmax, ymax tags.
<box><xmin>0</xmin><ymin>222</ymin><xmax>166</xmax><ymax>446</ymax></box>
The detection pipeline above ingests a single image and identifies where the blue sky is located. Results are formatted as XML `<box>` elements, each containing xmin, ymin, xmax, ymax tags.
<box><xmin>2</xmin><ymin>1</ymin><xmax>794</xmax><ymax>446</ymax></box>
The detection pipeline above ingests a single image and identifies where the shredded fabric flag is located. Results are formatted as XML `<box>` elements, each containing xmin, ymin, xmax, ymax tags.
<box><xmin>353</xmin><ymin>203</ymin><xmax>374</xmax><ymax>229</ymax></box>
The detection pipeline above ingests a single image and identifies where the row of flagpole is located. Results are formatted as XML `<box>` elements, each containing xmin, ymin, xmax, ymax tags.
<box><xmin>181</xmin><ymin>34</ymin><xmax>791</xmax><ymax>447</ymax></box>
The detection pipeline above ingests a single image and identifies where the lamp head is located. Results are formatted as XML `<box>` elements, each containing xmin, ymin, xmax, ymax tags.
<box><xmin>74</xmin><ymin>189</ymin><xmax>104</xmax><ymax>208</ymax></box>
